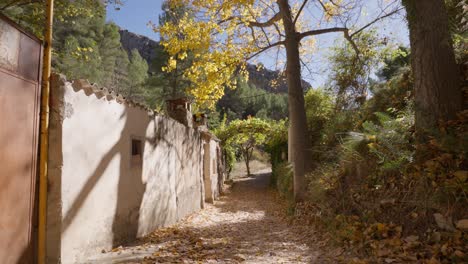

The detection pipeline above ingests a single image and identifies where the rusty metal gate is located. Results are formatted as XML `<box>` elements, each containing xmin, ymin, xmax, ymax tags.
<box><xmin>0</xmin><ymin>15</ymin><xmax>42</xmax><ymax>264</ymax></box>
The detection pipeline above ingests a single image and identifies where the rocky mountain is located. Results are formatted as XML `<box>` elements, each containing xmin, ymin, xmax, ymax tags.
<box><xmin>119</xmin><ymin>29</ymin><xmax>161</xmax><ymax>64</ymax></box>
<box><xmin>246</xmin><ymin>64</ymin><xmax>311</xmax><ymax>93</ymax></box>
<box><xmin>119</xmin><ymin>29</ymin><xmax>312</xmax><ymax>93</ymax></box>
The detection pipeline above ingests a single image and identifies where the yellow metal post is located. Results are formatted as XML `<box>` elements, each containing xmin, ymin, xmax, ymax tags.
<box><xmin>38</xmin><ymin>0</ymin><xmax>54</xmax><ymax>263</ymax></box>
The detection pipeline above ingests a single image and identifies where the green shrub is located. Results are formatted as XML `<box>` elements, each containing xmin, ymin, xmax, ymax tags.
<box><xmin>273</xmin><ymin>162</ymin><xmax>294</xmax><ymax>201</ymax></box>
<box><xmin>339</xmin><ymin>107</ymin><xmax>414</xmax><ymax>176</ymax></box>
<box><xmin>273</xmin><ymin>162</ymin><xmax>294</xmax><ymax>212</ymax></box>
<box><xmin>304</xmin><ymin>89</ymin><xmax>334</xmax><ymax>151</ymax></box>
<box><xmin>265</xmin><ymin>119</ymin><xmax>288</xmax><ymax>184</ymax></box>
<box><xmin>307</xmin><ymin>162</ymin><xmax>341</xmax><ymax>203</ymax></box>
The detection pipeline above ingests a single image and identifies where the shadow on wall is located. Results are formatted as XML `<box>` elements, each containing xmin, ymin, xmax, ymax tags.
<box><xmin>146</xmin><ymin>117</ymin><xmax>202</xmax><ymax>220</ymax></box>
<box><xmin>52</xmin><ymin>111</ymin><xmax>203</xmax><ymax>260</ymax></box>
<box><xmin>46</xmin><ymin>75</ymin><xmax>208</xmax><ymax>262</ymax></box>
<box><xmin>59</xmin><ymin>110</ymin><xmax>148</xmax><ymax>247</ymax></box>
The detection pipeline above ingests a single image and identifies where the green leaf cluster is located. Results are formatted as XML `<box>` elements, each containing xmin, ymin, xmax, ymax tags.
<box><xmin>3</xmin><ymin>0</ymin><xmax>169</xmax><ymax>109</ymax></box>
<box><xmin>217</xmin><ymin>77</ymin><xmax>288</xmax><ymax>121</ymax></box>
<box><xmin>216</xmin><ymin>117</ymin><xmax>272</xmax><ymax>176</ymax></box>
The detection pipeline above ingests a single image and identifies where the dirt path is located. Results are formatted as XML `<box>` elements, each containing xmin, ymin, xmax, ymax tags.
<box><xmin>90</xmin><ymin>169</ymin><xmax>328</xmax><ymax>263</ymax></box>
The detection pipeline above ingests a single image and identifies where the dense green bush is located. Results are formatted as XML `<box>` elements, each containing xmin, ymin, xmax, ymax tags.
<box><xmin>215</xmin><ymin>116</ymin><xmax>271</xmax><ymax>176</ymax></box>
<box><xmin>304</xmin><ymin>89</ymin><xmax>334</xmax><ymax>156</ymax></box>
<box><xmin>214</xmin><ymin>115</ymin><xmax>236</xmax><ymax>175</ymax></box>
<box><xmin>273</xmin><ymin>162</ymin><xmax>294</xmax><ymax>211</ymax></box>
<box><xmin>265</xmin><ymin>119</ymin><xmax>288</xmax><ymax>184</ymax></box>
<box><xmin>342</xmin><ymin>108</ymin><xmax>415</xmax><ymax>174</ymax></box>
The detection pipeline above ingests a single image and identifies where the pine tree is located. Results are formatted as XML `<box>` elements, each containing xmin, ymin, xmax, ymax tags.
<box><xmin>124</xmin><ymin>49</ymin><xmax>149</xmax><ymax>100</ymax></box>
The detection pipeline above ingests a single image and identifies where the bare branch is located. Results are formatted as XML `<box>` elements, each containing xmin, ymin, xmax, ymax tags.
<box><xmin>273</xmin><ymin>22</ymin><xmax>285</xmax><ymax>38</ymax></box>
<box><xmin>316</xmin><ymin>0</ymin><xmax>331</xmax><ymax>16</ymax></box>
<box><xmin>299</xmin><ymin>27</ymin><xmax>348</xmax><ymax>39</ymax></box>
<box><xmin>249</xmin><ymin>27</ymin><xmax>259</xmax><ymax>47</ymax></box>
<box><xmin>350</xmin><ymin>7</ymin><xmax>403</xmax><ymax>37</ymax></box>
<box><xmin>259</xmin><ymin>26</ymin><xmax>273</xmax><ymax>46</ymax></box>
<box><xmin>300</xmin><ymin>27</ymin><xmax>360</xmax><ymax>55</ymax></box>
<box><xmin>293</xmin><ymin>0</ymin><xmax>309</xmax><ymax>25</ymax></box>
<box><xmin>329</xmin><ymin>0</ymin><xmax>341</xmax><ymax>6</ymax></box>
<box><xmin>299</xmin><ymin>57</ymin><xmax>315</xmax><ymax>81</ymax></box>
<box><xmin>247</xmin><ymin>8</ymin><xmax>273</xmax><ymax>47</ymax></box>
<box><xmin>218</xmin><ymin>16</ymin><xmax>237</xmax><ymax>25</ymax></box>
<box><xmin>249</xmin><ymin>12</ymin><xmax>282</xmax><ymax>28</ymax></box>
<box><xmin>247</xmin><ymin>41</ymin><xmax>285</xmax><ymax>61</ymax></box>
<box><xmin>343</xmin><ymin>30</ymin><xmax>360</xmax><ymax>55</ymax></box>
<box><xmin>299</xmin><ymin>4</ymin><xmax>403</xmax><ymax>56</ymax></box>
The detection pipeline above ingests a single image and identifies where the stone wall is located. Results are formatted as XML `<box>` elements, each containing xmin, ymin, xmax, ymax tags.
<box><xmin>46</xmin><ymin>74</ymin><xmax>220</xmax><ymax>263</ymax></box>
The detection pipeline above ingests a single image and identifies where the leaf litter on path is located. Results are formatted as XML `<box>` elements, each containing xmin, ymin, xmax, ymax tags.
<box><xmin>93</xmin><ymin>169</ymin><xmax>339</xmax><ymax>263</ymax></box>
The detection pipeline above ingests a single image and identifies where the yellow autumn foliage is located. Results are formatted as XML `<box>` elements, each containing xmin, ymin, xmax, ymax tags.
<box><xmin>155</xmin><ymin>0</ymin><xmax>357</xmax><ymax>109</ymax></box>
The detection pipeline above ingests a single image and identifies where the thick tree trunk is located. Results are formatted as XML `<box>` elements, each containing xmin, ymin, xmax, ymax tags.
<box><xmin>403</xmin><ymin>0</ymin><xmax>462</xmax><ymax>140</ymax></box>
<box><xmin>278</xmin><ymin>0</ymin><xmax>308</xmax><ymax>202</ymax></box>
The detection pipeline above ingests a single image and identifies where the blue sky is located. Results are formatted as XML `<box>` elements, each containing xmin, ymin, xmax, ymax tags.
<box><xmin>106</xmin><ymin>0</ymin><xmax>163</xmax><ymax>40</ymax></box>
<box><xmin>107</xmin><ymin>0</ymin><xmax>409</xmax><ymax>87</ymax></box>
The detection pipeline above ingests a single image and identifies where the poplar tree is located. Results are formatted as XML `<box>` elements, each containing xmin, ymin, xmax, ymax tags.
<box><xmin>402</xmin><ymin>0</ymin><xmax>462</xmax><ymax>142</ymax></box>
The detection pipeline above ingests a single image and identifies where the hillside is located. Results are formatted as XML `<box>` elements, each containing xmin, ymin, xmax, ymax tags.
<box><xmin>119</xmin><ymin>29</ymin><xmax>160</xmax><ymax>64</ymax></box>
<box><xmin>119</xmin><ymin>29</ymin><xmax>312</xmax><ymax>93</ymax></box>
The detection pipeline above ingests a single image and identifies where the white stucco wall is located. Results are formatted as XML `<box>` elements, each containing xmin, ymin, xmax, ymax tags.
<box><xmin>46</xmin><ymin>75</ymin><xmax>211</xmax><ymax>263</ymax></box>
<box><xmin>202</xmin><ymin>134</ymin><xmax>220</xmax><ymax>203</ymax></box>
<box><xmin>208</xmin><ymin>139</ymin><xmax>220</xmax><ymax>200</ymax></box>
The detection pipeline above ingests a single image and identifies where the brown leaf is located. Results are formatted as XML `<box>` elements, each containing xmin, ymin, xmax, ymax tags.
<box><xmin>434</xmin><ymin>213</ymin><xmax>455</xmax><ymax>231</ymax></box>
<box><xmin>455</xmin><ymin>219</ymin><xmax>468</xmax><ymax>230</ymax></box>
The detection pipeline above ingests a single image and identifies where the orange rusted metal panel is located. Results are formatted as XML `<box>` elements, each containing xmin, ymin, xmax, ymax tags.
<box><xmin>0</xmin><ymin>14</ymin><xmax>42</xmax><ymax>264</ymax></box>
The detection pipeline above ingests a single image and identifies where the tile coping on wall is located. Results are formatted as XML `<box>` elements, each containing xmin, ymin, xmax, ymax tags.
<box><xmin>53</xmin><ymin>73</ymin><xmax>155</xmax><ymax>116</ymax></box>
<box><xmin>53</xmin><ymin>73</ymin><xmax>221</xmax><ymax>142</ymax></box>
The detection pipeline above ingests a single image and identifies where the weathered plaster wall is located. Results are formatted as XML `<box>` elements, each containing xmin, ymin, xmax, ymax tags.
<box><xmin>201</xmin><ymin>133</ymin><xmax>220</xmax><ymax>203</ymax></box>
<box><xmin>46</xmin><ymin>74</ymin><xmax>217</xmax><ymax>263</ymax></box>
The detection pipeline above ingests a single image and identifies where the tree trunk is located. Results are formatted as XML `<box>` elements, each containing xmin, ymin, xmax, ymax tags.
<box><xmin>216</xmin><ymin>147</ymin><xmax>225</xmax><ymax>195</ymax></box>
<box><xmin>403</xmin><ymin>0</ymin><xmax>462</xmax><ymax>141</ymax></box>
<box><xmin>278</xmin><ymin>0</ymin><xmax>308</xmax><ymax>202</ymax></box>
<box><xmin>223</xmin><ymin>150</ymin><xmax>232</xmax><ymax>179</ymax></box>
<box><xmin>243</xmin><ymin>149</ymin><xmax>251</xmax><ymax>176</ymax></box>
<box><xmin>172</xmin><ymin>67</ymin><xmax>178</xmax><ymax>97</ymax></box>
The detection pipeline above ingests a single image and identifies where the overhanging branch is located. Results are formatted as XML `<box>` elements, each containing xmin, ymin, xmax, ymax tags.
<box><xmin>300</xmin><ymin>27</ymin><xmax>360</xmax><ymax>55</ymax></box>
<box><xmin>299</xmin><ymin>6</ymin><xmax>403</xmax><ymax>56</ymax></box>
<box><xmin>343</xmin><ymin>30</ymin><xmax>360</xmax><ymax>55</ymax></box>
<box><xmin>246</xmin><ymin>40</ymin><xmax>285</xmax><ymax>60</ymax></box>
<box><xmin>293</xmin><ymin>0</ymin><xmax>309</xmax><ymax>25</ymax></box>
<box><xmin>249</xmin><ymin>12</ymin><xmax>282</xmax><ymax>28</ymax></box>
<box><xmin>299</xmin><ymin>27</ymin><xmax>348</xmax><ymax>39</ymax></box>
<box><xmin>350</xmin><ymin>7</ymin><xmax>403</xmax><ymax>37</ymax></box>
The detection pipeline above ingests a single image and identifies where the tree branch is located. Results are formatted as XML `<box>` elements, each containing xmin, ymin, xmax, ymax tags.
<box><xmin>246</xmin><ymin>40</ymin><xmax>285</xmax><ymax>60</ymax></box>
<box><xmin>350</xmin><ymin>7</ymin><xmax>403</xmax><ymax>37</ymax></box>
<box><xmin>249</xmin><ymin>12</ymin><xmax>282</xmax><ymax>27</ymax></box>
<box><xmin>299</xmin><ymin>6</ymin><xmax>402</xmax><ymax>56</ymax></box>
<box><xmin>343</xmin><ymin>30</ymin><xmax>360</xmax><ymax>55</ymax></box>
<box><xmin>218</xmin><ymin>16</ymin><xmax>237</xmax><ymax>25</ymax></box>
<box><xmin>299</xmin><ymin>27</ymin><xmax>360</xmax><ymax>55</ymax></box>
<box><xmin>293</xmin><ymin>0</ymin><xmax>309</xmax><ymax>25</ymax></box>
<box><xmin>299</xmin><ymin>27</ymin><xmax>348</xmax><ymax>39</ymax></box>
<box><xmin>273</xmin><ymin>22</ymin><xmax>285</xmax><ymax>38</ymax></box>
<box><xmin>317</xmin><ymin>0</ymin><xmax>332</xmax><ymax>16</ymax></box>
